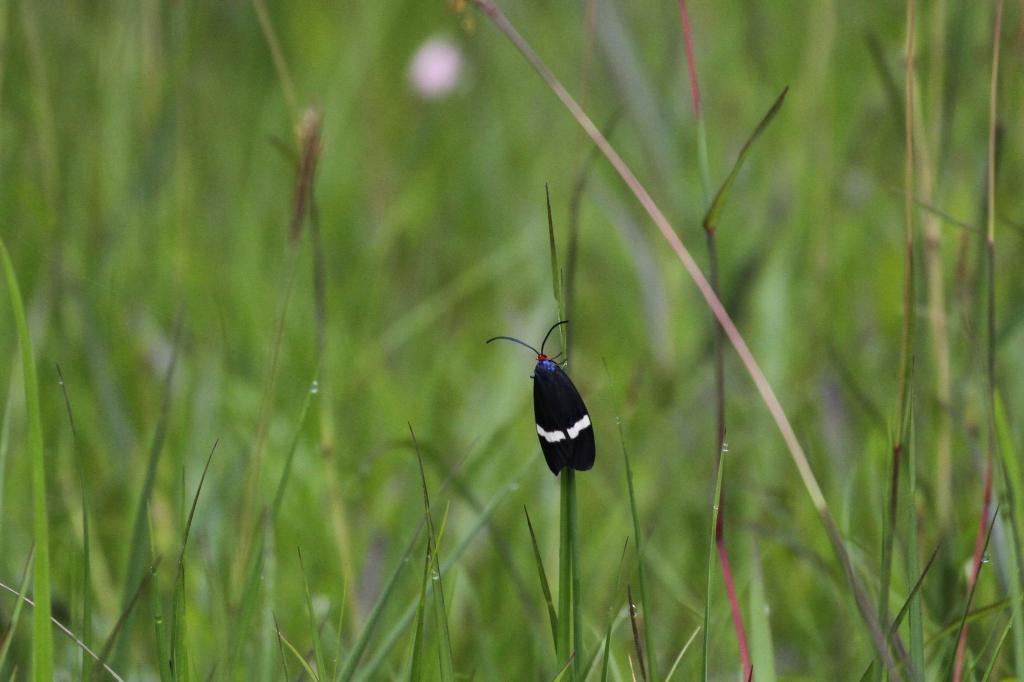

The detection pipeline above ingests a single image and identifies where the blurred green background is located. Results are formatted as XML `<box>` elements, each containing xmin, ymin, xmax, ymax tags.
<box><xmin>1</xmin><ymin>0</ymin><xmax>1022</xmax><ymax>679</ymax></box>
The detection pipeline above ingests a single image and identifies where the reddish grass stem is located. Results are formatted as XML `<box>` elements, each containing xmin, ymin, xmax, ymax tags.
<box><xmin>954</xmin><ymin>2</ymin><xmax>1003</xmax><ymax>678</ymax></box>
<box><xmin>677</xmin><ymin>0</ymin><xmax>702</xmax><ymax>118</ymax></box>
<box><xmin>677</xmin><ymin>2</ymin><xmax>751</xmax><ymax>676</ymax></box>
<box><xmin>716</xmin><ymin>487</ymin><xmax>751</xmax><ymax>679</ymax></box>
<box><xmin>953</xmin><ymin>459</ymin><xmax>993</xmax><ymax>682</ymax></box>
<box><xmin>627</xmin><ymin>585</ymin><xmax>648</xmax><ymax>681</ymax></box>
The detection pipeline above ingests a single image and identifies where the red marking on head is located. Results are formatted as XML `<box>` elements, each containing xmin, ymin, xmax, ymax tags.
<box><xmin>537</xmin><ymin>354</ymin><xmax>547</xmax><ymax>361</ymax></box>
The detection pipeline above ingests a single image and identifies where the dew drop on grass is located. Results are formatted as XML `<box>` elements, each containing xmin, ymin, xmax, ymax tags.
<box><xmin>982</xmin><ymin>553</ymin><xmax>991</xmax><ymax>564</ymax></box>
<box><xmin>431</xmin><ymin>570</ymin><xmax>440</xmax><ymax>581</ymax></box>
<box><xmin>310</xmin><ymin>380</ymin><xmax>319</xmax><ymax>394</ymax></box>
<box><xmin>721</xmin><ymin>441</ymin><xmax>729</xmax><ymax>453</ymax></box>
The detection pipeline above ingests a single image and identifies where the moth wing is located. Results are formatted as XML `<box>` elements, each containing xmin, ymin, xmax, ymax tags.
<box><xmin>569</xmin><ymin>417</ymin><xmax>595</xmax><ymax>471</ymax></box>
<box><xmin>533</xmin><ymin>366</ymin><xmax>595</xmax><ymax>474</ymax></box>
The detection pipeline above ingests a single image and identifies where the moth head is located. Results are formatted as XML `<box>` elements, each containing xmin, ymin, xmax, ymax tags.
<box><xmin>486</xmin><ymin>320</ymin><xmax>569</xmax><ymax>368</ymax></box>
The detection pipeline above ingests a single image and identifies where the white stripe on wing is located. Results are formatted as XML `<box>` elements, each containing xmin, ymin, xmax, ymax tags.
<box><xmin>566</xmin><ymin>414</ymin><xmax>591</xmax><ymax>439</ymax></box>
<box><xmin>536</xmin><ymin>424</ymin><xmax>566</xmax><ymax>443</ymax></box>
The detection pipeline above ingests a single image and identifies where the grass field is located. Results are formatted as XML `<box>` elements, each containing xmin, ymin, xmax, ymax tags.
<box><xmin>1</xmin><ymin>1</ymin><xmax>1023</xmax><ymax>680</ymax></box>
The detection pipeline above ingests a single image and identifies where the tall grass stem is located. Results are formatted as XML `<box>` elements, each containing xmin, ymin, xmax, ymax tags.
<box><xmin>617</xmin><ymin>416</ymin><xmax>656</xmax><ymax>680</ymax></box>
<box><xmin>0</xmin><ymin>237</ymin><xmax>53</xmax><ymax>681</ymax></box>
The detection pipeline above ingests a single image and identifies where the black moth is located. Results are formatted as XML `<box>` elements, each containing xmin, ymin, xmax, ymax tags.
<box><xmin>487</xmin><ymin>320</ymin><xmax>595</xmax><ymax>475</ymax></box>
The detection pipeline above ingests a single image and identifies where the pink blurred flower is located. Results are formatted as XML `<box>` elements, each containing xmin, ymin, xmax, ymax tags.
<box><xmin>408</xmin><ymin>37</ymin><xmax>463</xmax><ymax>99</ymax></box>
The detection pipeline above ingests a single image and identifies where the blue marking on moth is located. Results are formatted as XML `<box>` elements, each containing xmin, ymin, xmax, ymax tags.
<box><xmin>536</xmin><ymin>359</ymin><xmax>559</xmax><ymax>373</ymax></box>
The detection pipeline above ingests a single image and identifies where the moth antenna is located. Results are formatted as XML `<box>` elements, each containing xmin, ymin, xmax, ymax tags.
<box><xmin>540</xmin><ymin>320</ymin><xmax>569</xmax><ymax>356</ymax></box>
<box><xmin>486</xmin><ymin>335</ymin><xmax>541</xmax><ymax>355</ymax></box>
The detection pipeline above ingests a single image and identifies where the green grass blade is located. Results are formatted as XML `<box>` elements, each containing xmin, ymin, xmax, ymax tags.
<box><xmin>864</xmin><ymin>33</ymin><xmax>905</xmax><ymax>136</ymax></box>
<box><xmin>701</xmin><ymin>446</ymin><xmax>726</xmax><ymax>681</ymax></box>
<box><xmin>567</xmin><ymin>470</ymin><xmax>583</xmax><ymax>681</ymax></box>
<box><xmin>551</xmin><ymin>652</ymin><xmax>575</xmax><ymax>682</ymax></box>
<box><xmin>695</xmin><ymin>117</ymin><xmax>711</xmax><ymax>207</ymax></box>
<box><xmin>93</xmin><ymin>555</ymin><xmax>162</xmax><ymax>680</ymax></box>
<box><xmin>276</xmin><ymin>615</ymin><xmax>321</xmax><ymax>682</ymax></box>
<box><xmin>748</xmin><ymin>542</ymin><xmax>776</xmax><ymax>682</ymax></box>
<box><xmin>558</xmin><ymin>471</ymin><xmax>572</xmax><ymax>674</ymax></box>
<box><xmin>894</xmin><ymin>542</ymin><xmax>941</xmax><ymax>636</ymax></box>
<box><xmin>546</xmin><ymin>183</ymin><xmax>561</xmax><ymax>308</ymax></box>
<box><xmin>980</xmin><ymin>620</ymin><xmax>1012</xmax><ymax>682</ymax></box>
<box><xmin>258</xmin><ymin>517</ymin><xmax>278</xmax><ymax>682</ymax></box>
<box><xmin>544</xmin><ymin>185</ymin><xmax>567</xmax><ymax>357</ymax></box>
<box><xmin>118</xmin><ymin>315</ymin><xmax>182</xmax><ymax>662</ymax></box>
<box><xmin>299</xmin><ymin>548</ymin><xmax>329</xmax><ymax>680</ymax></box>
<box><xmin>702</xmin><ymin>87</ymin><xmax>788</xmax><ymax>232</ymax></box>
<box><xmin>0</xmin><ymin>547</ymin><xmax>34</xmax><ymax>672</ymax></box>
<box><xmin>226</xmin><ymin>381</ymin><xmax>315</xmax><ymax>676</ymax></box>
<box><xmin>966</xmin><ymin>611</ymin><xmax>1007</xmax><ymax>681</ymax></box>
<box><xmin>994</xmin><ymin>393</ymin><xmax>1024</xmax><ymax>670</ymax></box>
<box><xmin>171</xmin><ymin>578</ymin><xmax>190</xmax><ymax>682</ymax></box>
<box><xmin>617</xmin><ymin>419</ymin><xmax>656</xmax><ymax>680</ymax></box>
<box><xmin>663</xmin><ymin>627</ymin><xmax>701</xmax><ymax>682</ymax></box>
<box><xmin>943</xmin><ymin>507</ymin><xmax>1000</xmax><ymax>678</ymax></box>
<box><xmin>877</xmin><ymin>438</ymin><xmax>898</xmax><ymax>676</ymax></box>
<box><xmin>354</xmin><ymin>472</ymin><xmax>523</xmax><ymax>680</ymax></box>
<box><xmin>56</xmin><ymin>363</ymin><xmax>93</xmax><ymax>682</ymax></box>
<box><xmin>410</xmin><ymin>425</ymin><xmax>454</xmax><ymax>681</ymax></box>
<box><xmin>406</xmin><ymin>431</ymin><xmax>533</xmax><ymax>606</ymax></box>
<box><xmin>338</xmin><ymin>527</ymin><xmax>422</xmax><ymax>681</ymax></box>
<box><xmin>0</xmin><ymin>576</ymin><xmax>127</xmax><ymax>682</ymax></box>
<box><xmin>925</xmin><ymin>599</ymin><xmax>1011</xmax><ymax>645</ymax></box>
<box><xmin>332</xmin><ymin>580</ymin><xmax>348</xmax><ymax>682</ymax></box>
<box><xmin>174</xmin><ymin>442</ymin><xmax>218</xmax><ymax>572</ymax></box>
<box><xmin>859</xmin><ymin>541</ymin><xmax>942</xmax><ymax>680</ymax></box>
<box><xmin>904</xmin><ymin>194</ymin><xmax>979</xmax><ymax>233</ymax></box>
<box><xmin>276</xmin><ymin>616</ymin><xmax>292</xmax><ymax>680</ymax></box>
<box><xmin>149</xmin><ymin>507</ymin><xmax>171</xmax><ymax>682</ymax></box>
<box><xmin>0</xmin><ymin>237</ymin><xmax>52</xmax><ymax>682</ymax></box>
<box><xmin>597</xmin><ymin>540</ymin><xmax>629</xmax><ymax>682</ymax></box>
<box><xmin>272</xmin><ymin>379</ymin><xmax>317</xmax><ymax>518</ymax></box>
<box><xmin>170</xmin><ymin>441</ymin><xmax>217</xmax><ymax>681</ymax></box>
<box><xmin>0</xmin><ymin>376</ymin><xmax>14</xmax><ymax>547</ymax></box>
<box><xmin>429</xmin><ymin>502</ymin><xmax>454</xmax><ymax>681</ymax></box>
<box><xmin>407</xmin><ymin>500</ymin><xmax>452</xmax><ymax>681</ymax></box>
<box><xmin>226</xmin><ymin>531</ymin><xmax>266</xmax><ymax>678</ymax></box>
<box><xmin>408</xmin><ymin>537</ymin><xmax>430</xmax><ymax>682</ymax></box>
<box><xmin>597</xmin><ymin>612</ymin><xmax>627</xmax><ymax>682</ymax></box>
<box><xmin>905</xmin><ymin>405</ymin><xmax>924</xmax><ymax>677</ymax></box>
<box><xmin>525</xmin><ymin>506</ymin><xmax>559</xmax><ymax>653</ymax></box>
